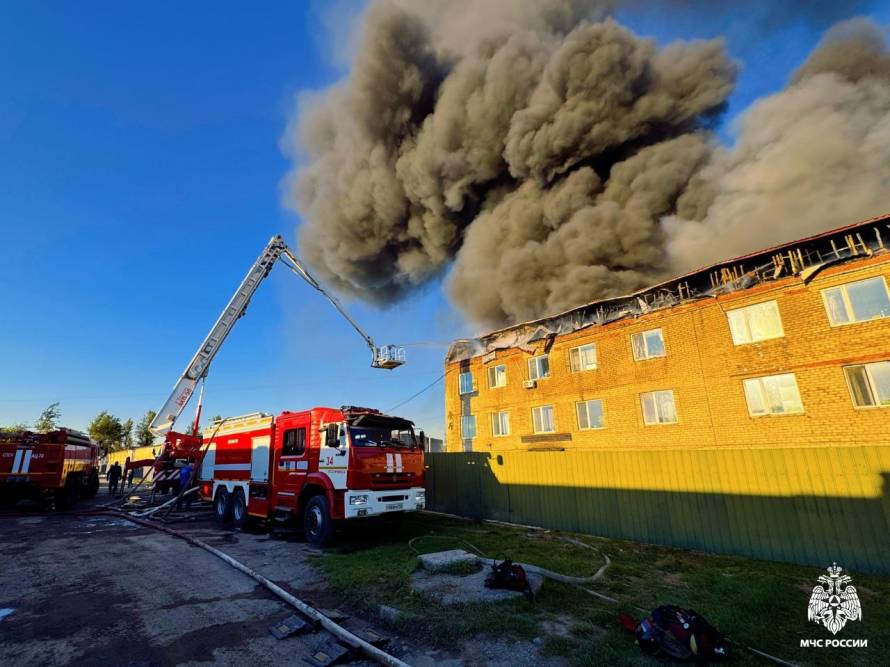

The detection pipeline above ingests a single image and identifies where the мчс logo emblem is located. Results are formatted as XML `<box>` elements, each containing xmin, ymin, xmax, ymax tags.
<box><xmin>807</xmin><ymin>563</ymin><xmax>862</xmax><ymax>635</ymax></box>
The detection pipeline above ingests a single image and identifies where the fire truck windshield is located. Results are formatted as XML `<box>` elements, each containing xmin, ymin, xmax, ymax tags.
<box><xmin>348</xmin><ymin>425</ymin><xmax>415</xmax><ymax>448</ymax></box>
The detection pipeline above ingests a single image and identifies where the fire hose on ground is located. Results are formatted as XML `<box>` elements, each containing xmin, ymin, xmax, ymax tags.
<box><xmin>116</xmin><ymin>511</ymin><xmax>411</xmax><ymax>667</ymax></box>
<box><xmin>2</xmin><ymin>504</ymin><xmax>409</xmax><ymax>667</ymax></box>
<box><xmin>407</xmin><ymin>530</ymin><xmax>797</xmax><ymax>667</ymax></box>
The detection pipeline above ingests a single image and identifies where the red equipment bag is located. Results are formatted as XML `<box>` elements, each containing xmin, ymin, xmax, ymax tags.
<box><xmin>620</xmin><ymin>605</ymin><xmax>728</xmax><ymax>662</ymax></box>
<box><xmin>484</xmin><ymin>558</ymin><xmax>534</xmax><ymax>601</ymax></box>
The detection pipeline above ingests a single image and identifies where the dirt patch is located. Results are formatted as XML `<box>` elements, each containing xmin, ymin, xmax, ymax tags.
<box><xmin>660</xmin><ymin>572</ymin><xmax>685</xmax><ymax>587</ymax></box>
<box><xmin>540</xmin><ymin>615</ymin><xmax>575</xmax><ymax>638</ymax></box>
<box><xmin>158</xmin><ymin>585</ymin><xmax>270</xmax><ymax>611</ymax></box>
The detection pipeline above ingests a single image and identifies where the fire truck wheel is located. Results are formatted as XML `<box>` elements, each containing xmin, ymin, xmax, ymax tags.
<box><xmin>303</xmin><ymin>495</ymin><xmax>334</xmax><ymax>546</ymax></box>
<box><xmin>84</xmin><ymin>471</ymin><xmax>100</xmax><ymax>499</ymax></box>
<box><xmin>214</xmin><ymin>488</ymin><xmax>233</xmax><ymax>524</ymax></box>
<box><xmin>231</xmin><ymin>489</ymin><xmax>248</xmax><ymax>530</ymax></box>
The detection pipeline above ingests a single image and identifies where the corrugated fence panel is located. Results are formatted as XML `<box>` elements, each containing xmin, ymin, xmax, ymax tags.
<box><xmin>424</xmin><ymin>446</ymin><xmax>890</xmax><ymax>574</ymax></box>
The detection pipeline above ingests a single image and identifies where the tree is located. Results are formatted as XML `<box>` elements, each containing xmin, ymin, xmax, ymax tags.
<box><xmin>34</xmin><ymin>402</ymin><xmax>61</xmax><ymax>433</ymax></box>
<box><xmin>135</xmin><ymin>410</ymin><xmax>156</xmax><ymax>448</ymax></box>
<box><xmin>121</xmin><ymin>418</ymin><xmax>134</xmax><ymax>449</ymax></box>
<box><xmin>88</xmin><ymin>411</ymin><xmax>124</xmax><ymax>453</ymax></box>
<box><xmin>0</xmin><ymin>423</ymin><xmax>29</xmax><ymax>434</ymax></box>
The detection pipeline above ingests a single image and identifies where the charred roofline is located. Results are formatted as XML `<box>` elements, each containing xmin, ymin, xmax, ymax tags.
<box><xmin>447</xmin><ymin>212</ymin><xmax>890</xmax><ymax>364</ymax></box>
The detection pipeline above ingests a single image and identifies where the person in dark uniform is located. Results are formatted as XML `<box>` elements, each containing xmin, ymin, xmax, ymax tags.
<box><xmin>107</xmin><ymin>462</ymin><xmax>122</xmax><ymax>496</ymax></box>
<box><xmin>176</xmin><ymin>461</ymin><xmax>195</xmax><ymax>510</ymax></box>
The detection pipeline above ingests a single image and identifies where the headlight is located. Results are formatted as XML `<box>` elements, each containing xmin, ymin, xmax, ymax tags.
<box><xmin>349</xmin><ymin>495</ymin><xmax>369</xmax><ymax>505</ymax></box>
<box><xmin>416</xmin><ymin>490</ymin><xmax>426</xmax><ymax>501</ymax></box>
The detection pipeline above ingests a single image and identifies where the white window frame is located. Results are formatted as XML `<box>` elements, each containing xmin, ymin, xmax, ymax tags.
<box><xmin>531</xmin><ymin>405</ymin><xmax>555</xmax><ymax>433</ymax></box>
<box><xmin>631</xmin><ymin>328</ymin><xmax>666</xmax><ymax>361</ymax></box>
<box><xmin>726</xmin><ymin>300</ymin><xmax>784</xmax><ymax>345</ymax></box>
<box><xmin>742</xmin><ymin>373</ymin><xmax>804</xmax><ymax>417</ymax></box>
<box><xmin>458</xmin><ymin>371</ymin><xmax>474</xmax><ymax>395</ymax></box>
<box><xmin>569</xmin><ymin>343</ymin><xmax>597</xmax><ymax>372</ymax></box>
<box><xmin>527</xmin><ymin>355</ymin><xmax>551</xmax><ymax>381</ymax></box>
<box><xmin>576</xmin><ymin>399</ymin><xmax>605</xmax><ymax>430</ymax></box>
<box><xmin>640</xmin><ymin>390</ymin><xmax>678</xmax><ymax>425</ymax></box>
<box><xmin>461</xmin><ymin>415</ymin><xmax>476</xmax><ymax>438</ymax></box>
<box><xmin>821</xmin><ymin>276</ymin><xmax>890</xmax><ymax>326</ymax></box>
<box><xmin>843</xmin><ymin>361</ymin><xmax>890</xmax><ymax>408</ymax></box>
<box><xmin>487</xmin><ymin>364</ymin><xmax>507</xmax><ymax>389</ymax></box>
<box><xmin>490</xmin><ymin>411</ymin><xmax>510</xmax><ymax>436</ymax></box>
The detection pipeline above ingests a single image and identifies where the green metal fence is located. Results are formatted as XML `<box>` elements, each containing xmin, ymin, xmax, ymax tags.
<box><xmin>424</xmin><ymin>447</ymin><xmax>890</xmax><ymax>574</ymax></box>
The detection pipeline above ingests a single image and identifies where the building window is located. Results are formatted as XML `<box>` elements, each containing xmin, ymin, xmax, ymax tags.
<box><xmin>528</xmin><ymin>355</ymin><xmax>551</xmax><ymax>381</ymax></box>
<box><xmin>631</xmin><ymin>329</ymin><xmax>666</xmax><ymax>360</ymax></box>
<box><xmin>488</xmin><ymin>364</ymin><xmax>506</xmax><ymax>388</ymax></box>
<box><xmin>576</xmin><ymin>399</ymin><xmax>604</xmax><ymax>430</ymax></box>
<box><xmin>822</xmin><ymin>276</ymin><xmax>890</xmax><ymax>326</ymax></box>
<box><xmin>641</xmin><ymin>390</ymin><xmax>678</xmax><ymax>425</ymax></box>
<box><xmin>727</xmin><ymin>300</ymin><xmax>784</xmax><ymax>345</ymax></box>
<box><xmin>491</xmin><ymin>411</ymin><xmax>510</xmax><ymax>436</ymax></box>
<box><xmin>532</xmin><ymin>405</ymin><xmax>555</xmax><ymax>433</ymax></box>
<box><xmin>743</xmin><ymin>373</ymin><xmax>804</xmax><ymax>416</ymax></box>
<box><xmin>459</xmin><ymin>371</ymin><xmax>474</xmax><ymax>394</ymax></box>
<box><xmin>844</xmin><ymin>361</ymin><xmax>890</xmax><ymax>408</ymax></box>
<box><xmin>461</xmin><ymin>415</ymin><xmax>476</xmax><ymax>438</ymax></box>
<box><xmin>569</xmin><ymin>343</ymin><xmax>597</xmax><ymax>372</ymax></box>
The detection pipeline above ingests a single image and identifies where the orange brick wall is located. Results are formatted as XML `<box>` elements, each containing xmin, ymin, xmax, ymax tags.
<box><xmin>445</xmin><ymin>254</ymin><xmax>890</xmax><ymax>452</ymax></box>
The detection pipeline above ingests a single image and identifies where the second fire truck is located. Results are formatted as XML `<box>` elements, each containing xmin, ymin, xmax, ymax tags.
<box><xmin>0</xmin><ymin>428</ymin><xmax>99</xmax><ymax>509</ymax></box>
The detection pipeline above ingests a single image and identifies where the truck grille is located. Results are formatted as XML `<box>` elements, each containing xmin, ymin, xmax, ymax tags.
<box><xmin>370</xmin><ymin>472</ymin><xmax>415</xmax><ymax>489</ymax></box>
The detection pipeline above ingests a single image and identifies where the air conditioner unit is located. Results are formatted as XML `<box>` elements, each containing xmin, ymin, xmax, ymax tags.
<box><xmin>522</xmin><ymin>379</ymin><xmax>537</xmax><ymax>389</ymax></box>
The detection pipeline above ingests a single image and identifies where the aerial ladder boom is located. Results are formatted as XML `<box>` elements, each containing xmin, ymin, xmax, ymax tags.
<box><xmin>149</xmin><ymin>235</ymin><xmax>404</xmax><ymax>437</ymax></box>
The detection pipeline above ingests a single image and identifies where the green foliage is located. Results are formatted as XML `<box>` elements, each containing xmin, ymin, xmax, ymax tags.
<box><xmin>135</xmin><ymin>410</ymin><xmax>156</xmax><ymax>448</ymax></box>
<box><xmin>88</xmin><ymin>411</ymin><xmax>124</xmax><ymax>453</ymax></box>
<box><xmin>120</xmin><ymin>418</ymin><xmax>134</xmax><ymax>448</ymax></box>
<box><xmin>34</xmin><ymin>402</ymin><xmax>61</xmax><ymax>433</ymax></box>
<box><xmin>0</xmin><ymin>423</ymin><xmax>30</xmax><ymax>434</ymax></box>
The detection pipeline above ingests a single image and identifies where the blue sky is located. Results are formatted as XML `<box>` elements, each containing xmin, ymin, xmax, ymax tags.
<box><xmin>1</xmin><ymin>1</ymin><xmax>886</xmax><ymax>438</ymax></box>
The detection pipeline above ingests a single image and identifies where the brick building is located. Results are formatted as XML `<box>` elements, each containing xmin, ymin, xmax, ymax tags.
<box><xmin>444</xmin><ymin>214</ymin><xmax>890</xmax><ymax>453</ymax></box>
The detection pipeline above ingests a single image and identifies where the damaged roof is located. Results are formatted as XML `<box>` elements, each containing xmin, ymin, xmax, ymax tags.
<box><xmin>447</xmin><ymin>212</ymin><xmax>890</xmax><ymax>364</ymax></box>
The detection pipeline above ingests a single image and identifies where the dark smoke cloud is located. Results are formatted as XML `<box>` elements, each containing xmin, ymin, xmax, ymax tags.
<box><xmin>285</xmin><ymin>1</ymin><xmax>888</xmax><ymax>328</ymax></box>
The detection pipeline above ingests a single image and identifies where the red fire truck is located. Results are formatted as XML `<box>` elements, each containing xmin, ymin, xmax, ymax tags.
<box><xmin>124</xmin><ymin>430</ymin><xmax>204</xmax><ymax>497</ymax></box>
<box><xmin>0</xmin><ymin>428</ymin><xmax>100</xmax><ymax>509</ymax></box>
<box><xmin>141</xmin><ymin>235</ymin><xmax>415</xmax><ymax>540</ymax></box>
<box><xmin>198</xmin><ymin>406</ymin><xmax>425</xmax><ymax>544</ymax></box>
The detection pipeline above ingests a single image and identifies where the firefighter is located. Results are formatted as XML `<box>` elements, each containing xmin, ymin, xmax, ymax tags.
<box><xmin>176</xmin><ymin>461</ymin><xmax>194</xmax><ymax>511</ymax></box>
<box><xmin>107</xmin><ymin>462</ymin><xmax>122</xmax><ymax>496</ymax></box>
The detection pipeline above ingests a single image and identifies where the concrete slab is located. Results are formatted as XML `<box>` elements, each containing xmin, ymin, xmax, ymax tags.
<box><xmin>410</xmin><ymin>567</ymin><xmax>543</xmax><ymax>605</ymax></box>
<box><xmin>417</xmin><ymin>549</ymin><xmax>478</xmax><ymax>572</ymax></box>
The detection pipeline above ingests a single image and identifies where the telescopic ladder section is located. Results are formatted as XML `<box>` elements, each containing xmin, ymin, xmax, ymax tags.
<box><xmin>149</xmin><ymin>235</ymin><xmax>404</xmax><ymax>437</ymax></box>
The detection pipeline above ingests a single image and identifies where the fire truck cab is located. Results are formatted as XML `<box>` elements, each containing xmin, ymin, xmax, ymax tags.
<box><xmin>199</xmin><ymin>406</ymin><xmax>425</xmax><ymax>544</ymax></box>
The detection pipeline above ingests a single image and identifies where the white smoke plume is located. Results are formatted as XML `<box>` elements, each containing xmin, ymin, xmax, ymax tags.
<box><xmin>666</xmin><ymin>17</ymin><xmax>890</xmax><ymax>272</ymax></box>
<box><xmin>284</xmin><ymin>2</ymin><xmax>889</xmax><ymax>328</ymax></box>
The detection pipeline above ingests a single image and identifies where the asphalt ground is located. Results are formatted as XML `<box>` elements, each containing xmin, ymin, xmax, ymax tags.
<box><xmin>0</xmin><ymin>487</ymin><xmax>414</xmax><ymax>667</ymax></box>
